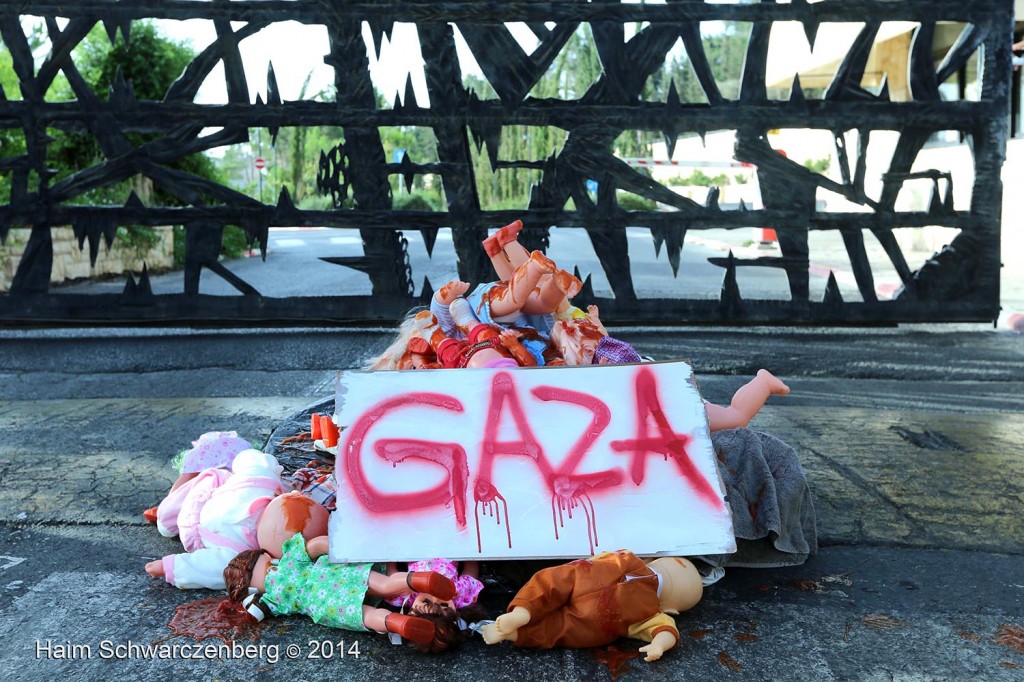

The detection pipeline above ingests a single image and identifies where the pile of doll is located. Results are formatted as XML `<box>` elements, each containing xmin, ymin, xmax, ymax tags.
<box><xmin>141</xmin><ymin>220</ymin><xmax>815</xmax><ymax>659</ymax></box>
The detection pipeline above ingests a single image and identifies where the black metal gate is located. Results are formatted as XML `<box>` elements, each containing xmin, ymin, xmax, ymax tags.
<box><xmin>0</xmin><ymin>1</ymin><xmax>1011</xmax><ymax>326</ymax></box>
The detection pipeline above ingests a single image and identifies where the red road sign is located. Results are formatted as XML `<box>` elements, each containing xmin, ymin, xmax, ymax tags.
<box><xmin>254</xmin><ymin>157</ymin><xmax>266</xmax><ymax>170</ymax></box>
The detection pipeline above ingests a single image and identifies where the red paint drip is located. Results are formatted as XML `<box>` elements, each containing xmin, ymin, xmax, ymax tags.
<box><xmin>168</xmin><ymin>598</ymin><xmax>262</xmax><ymax>643</ymax></box>
<box><xmin>473</xmin><ymin>480</ymin><xmax>511</xmax><ymax>553</ymax></box>
<box><xmin>551</xmin><ymin>481</ymin><xmax>600</xmax><ymax>555</ymax></box>
<box><xmin>609</xmin><ymin>366</ymin><xmax>723</xmax><ymax>510</ymax></box>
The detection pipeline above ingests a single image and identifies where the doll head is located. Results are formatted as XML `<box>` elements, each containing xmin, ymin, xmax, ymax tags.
<box><xmin>647</xmin><ymin>557</ymin><xmax>703</xmax><ymax>615</ymax></box>
<box><xmin>256</xmin><ymin>491</ymin><xmax>330</xmax><ymax>559</ymax></box>
<box><xmin>365</xmin><ymin>309</ymin><xmax>440</xmax><ymax>370</ymax></box>
<box><xmin>550</xmin><ymin>317</ymin><xmax>606</xmax><ymax>366</ymax></box>
<box><xmin>224</xmin><ymin>549</ymin><xmax>275</xmax><ymax>622</ymax></box>
<box><xmin>405</xmin><ymin>599</ymin><xmax>489</xmax><ymax>654</ymax></box>
<box><xmin>180</xmin><ymin>431</ymin><xmax>253</xmax><ymax>474</ymax></box>
<box><xmin>230</xmin><ymin>449</ymin><xmax>284</xmax><ymax>480</ymax></box>
<box><xmin>224</xmin><ymin>549</ymin><xmax>263</xmax><ymax>602</ymax></box>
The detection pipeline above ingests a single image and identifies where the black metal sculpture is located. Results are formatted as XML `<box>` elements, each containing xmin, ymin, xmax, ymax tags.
<box><xmin>0</xmin><ymin>1</ymin><xmax>1011</xmax><ymax>325</ymax></box>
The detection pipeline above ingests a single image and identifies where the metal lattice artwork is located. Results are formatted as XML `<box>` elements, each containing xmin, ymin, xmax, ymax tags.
<box><xmin>0</xmin><ymin>1</ymin><xmax>1011</xmax><ymax>325</ymax></box>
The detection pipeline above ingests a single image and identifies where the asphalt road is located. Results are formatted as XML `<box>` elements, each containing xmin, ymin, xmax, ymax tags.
<box><xmin>0</xmin><ymin>325</ymin><xmax>1022</xmax><ymax>680</ymax></box>
<box><xmin>54</xmin><ymin>226</ymin><xmax>922</xmax><ymax>303</ymax></box>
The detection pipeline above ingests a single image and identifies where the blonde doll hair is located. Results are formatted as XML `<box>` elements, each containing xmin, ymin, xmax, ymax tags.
<box><xmin>364</xmin><ymin>307</ymin><xmax>437</xmax><ymax>370</ymax></box>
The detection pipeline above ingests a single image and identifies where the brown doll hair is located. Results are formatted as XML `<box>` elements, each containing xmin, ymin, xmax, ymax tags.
<box><xmin>223</xmin><ymin>549</ymin><xmax>264</xmax><ymax>603</ymax></box>
<box><xmin>406</xmin><ymin>600</ymin><xmax>490</xmax><ymax>654</ymax></box>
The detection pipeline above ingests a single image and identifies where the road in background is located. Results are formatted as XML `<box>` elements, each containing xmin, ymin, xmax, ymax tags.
<box><xmin>55</xmin><ymin>226</ymin><xmax>943</xmax><ymax>307</ymax></box>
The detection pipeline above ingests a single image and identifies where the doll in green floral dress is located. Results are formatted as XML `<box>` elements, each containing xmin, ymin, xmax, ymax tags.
<box><xmin>223</xmin><ymin>532</ymin><xmax>457</xmax><ymax>645</ymax></box>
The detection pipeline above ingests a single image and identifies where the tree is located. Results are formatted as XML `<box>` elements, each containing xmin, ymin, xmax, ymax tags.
<box><xmin>46</xmin><ymin>21</ymin><xmax>224</xmax><ymax>207</ymax></box>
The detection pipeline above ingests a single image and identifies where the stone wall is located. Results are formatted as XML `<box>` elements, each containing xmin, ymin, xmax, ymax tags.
<box><xmin>0</xmin><ymin>226</ymin><xmax>174</xmax><ymax>293</ymax></box>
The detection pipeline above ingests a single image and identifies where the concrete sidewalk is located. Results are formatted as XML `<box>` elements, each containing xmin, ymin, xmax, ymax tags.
<box><xmin>0</xmin><ymin>325</ymin><xmax>1022</xmax><ymax>681</ymax></box>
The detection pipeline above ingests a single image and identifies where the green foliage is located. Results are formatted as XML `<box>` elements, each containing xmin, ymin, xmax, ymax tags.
<box><xmin>221</xmin><ymin>225</ymin><xmax>249</xmax><ymax>259</ymax></box>
<box><xmin>116</xmin><ymin>225</ymin><xmax>161</xmax><ymax>259</ymax></box>
<box><xmin>172</xmin><ymin>226</ymin><xmax>185</xmax><ymax>269</ymax></box>
<box><xmin>668</xmin><ymin>169</ymin><xmax>731</xmax><ymax>187</ymax></box>
<box><xmin>803</xmin><ymin>156</ymin><xmax>832</xmax><ymax>174</ymax></box>
<box><xmin>392</xmin><ymin>191</ymin><xmax>439</xmax><ymax>212</ymax></box>
<box><xmin>616</xmin><ymin>192</ymin><xmax>657</xmax><ymax>211</ymax></box>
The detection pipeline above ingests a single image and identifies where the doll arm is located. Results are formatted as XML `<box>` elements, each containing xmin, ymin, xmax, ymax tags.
<box><xmin>586</xmin><ymin>305</ymin><xmax>608</xmax><ymax>336</ymax></box>
<box><xmin>431</xmin><ymin>281</ymin><xmax>470</xmax><ymax>337</ymax></box>
<box><xmin>304</xmin><ymin>535</ymin><xmax>329</xmax><ymax>561</ymax></box>
<box><xmin>498</xmin><ymin>329</ymin><xmax>538</xmax><ymax>366</ymax></box>
<box><xmin>638</xmin><ymin>629</ymin><xmax>678</xmax><ymax>662</ymax></box>
<box><xmin>627</xmin><ymin>613</ymin><xmax>679</xmax><ymax>656</ymax></box>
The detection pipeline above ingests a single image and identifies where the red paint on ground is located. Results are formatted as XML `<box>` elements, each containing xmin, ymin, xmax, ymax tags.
<box><xmin>591</xmin><ymin>646</ymin><xmax>639</xmax><ymax>680</ymax></box>
<box><xmin>717</xmin><ymin>650</ymin><xmax>742</xmax><ymax>672</ymax></box>
<box><xmin>168</xmin><ymin>598</ymin><xmax>262</xmax><ymax>643</ymax></box>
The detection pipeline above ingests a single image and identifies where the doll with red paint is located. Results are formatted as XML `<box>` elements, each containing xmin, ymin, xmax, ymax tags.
<box><xmin>145</xmin><ymin>481</ymin><xmax>329</xmax><ymax>591</ymax></box>
<box><xmin>481</xmin><ymin>550</ymin><xmax>703</xmax><ymax>661</ymax></box>
<box><xmin>223</xmin><ymin>533</ymin><xmax>463</xmax><ymax>649</ymax></box>
<box><xmin>551</xmin><ymin>304</ymin><xmax>791</xmax><ymax>431</ymax></box>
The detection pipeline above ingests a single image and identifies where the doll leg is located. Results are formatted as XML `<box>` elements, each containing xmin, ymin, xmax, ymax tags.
<box><xmin>363</xmin><ymin>606</ymin><xmax>436</xmax><ymax>644</ymax></box>
<box><xmin>704</xmin><ymin>369</ymin><xmax>790</xmax><ymax>432</ymax></box>
<box><xmin>482</xmin><ymin>222</ymin><xmax>581</xmax><ymax>315</ymax></box>
<box><xmin>520</xmin><ymin>268</ymin><xmax>582</xmax><ymax>315</ymax></box>
<box><xmin>483</xmin><ymin>220</ymin><xmax>529</xmax><ymax>278</ymax></box>
<box><xmin>486</xmin><ymin>251</ymin><xmax>557</xmax><ymax>318</ymax></box>
<box><xmin>367</xmin><ymin>569</ymin><xmax>457</xmax><ymax>602</ymax></box>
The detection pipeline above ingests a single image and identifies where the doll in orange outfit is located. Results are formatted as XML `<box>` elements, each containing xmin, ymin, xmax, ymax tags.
<box><xmin>481</xmin><ymin>550</ymin><xmax>703</xmax><ymax>661</ymax></box>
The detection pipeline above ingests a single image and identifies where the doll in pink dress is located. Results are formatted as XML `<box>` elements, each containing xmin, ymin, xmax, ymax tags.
<box><xmin>383</xmin><ymin>559</ymin><xmax>487</xmax><ymax>654</ymax></box>
<box><xmin>386</xmin><ymin>559</ymin><xmax>483</xmax><ymax>610</ymax></box>
<box><xmin>143</xmin><ymin>431</ymin><xmax>253</xmax><ymax>522</ymax></box>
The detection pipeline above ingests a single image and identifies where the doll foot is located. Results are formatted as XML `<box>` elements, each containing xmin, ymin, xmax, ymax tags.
<box><xmin>142</xmin><ymin>507</ymin><xmax>158</xmax><ymax>524</ymax></box>
<box><xmin>480</xmin><ymin>621</ymin><xmax>515</xmax><ymax>644</ymax></box>
<box><xmin>406</xmin><ymin>337</ymin><xmax>432</xmax><ymax>355</ymax></box>
<box><xmin>757</xmin><ymin>369</ymin><xmax>791</xmax><ymax>396</ymax></box>
<box><xmin>407</xmin><ymin>571</ymin><xmax>457</xmax><ymax>601</ymax></box>
<box><xmin>553</xmin><ymin>269</ymin><xmax>582</xmax><ymax>298</ymax></box>
<box><xmin>385</xmin><ymin>613</ymin><xmax>436</xmax><ymax>644</ymax></box>
<box><xmin>481</xmin><ymin>608</ymin><xmax>528</xmax><ymax>643</ymax></box>
<box><xmin>483</xmin><ymin>220</ymin><xmax>523</xmax><ymax>257</ymax></box>
<box><xmin>436</xmin><ymin>280</ymin><xmax>470</xmax><ymax>305</ymax></box>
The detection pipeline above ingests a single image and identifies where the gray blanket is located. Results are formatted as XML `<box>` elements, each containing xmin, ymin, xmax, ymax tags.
<box><xmin>697</xmin><ymin>428</ymin><xmax>818</xmax><ymax>569</ymax></box>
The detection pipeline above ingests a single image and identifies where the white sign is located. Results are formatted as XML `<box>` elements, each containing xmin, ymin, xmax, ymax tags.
<box><xmin>329</xmin><ymin>361</ymin><xmax>735</xmax><ymax>562</ymax></box>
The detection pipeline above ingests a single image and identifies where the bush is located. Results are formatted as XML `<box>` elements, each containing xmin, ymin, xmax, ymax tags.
<box><xmin>221</xmin><ymin>225</ymin><xmax>249</xmax><ymax>259</ymax></box>
<box><xmin>803</xmin><ymin>156</ymin><xmax>831</xmax><ymax>174</ymax></box>
<box><xmin>392</xmin><ymin>191</ymin><xmax>440</xmax><ymax>212</ymax></box>
<box><xmin>170</xmin><ymin>224</ymin><xmax>249</xmax><ymax>269</ymax></box>
<box><xmin>616</xmin><ymin>192</ymin><xmax>657</xmax><ymax>211</ymax></box>
<box><xmin>116</xmin><ymin>225</ymin><xmax>162</xmax><ymax>259</ymax></box>
<box><xmin>172</xmin><ymin>226</ymin><xmax>185</xmax><ymax>269</ymax></box>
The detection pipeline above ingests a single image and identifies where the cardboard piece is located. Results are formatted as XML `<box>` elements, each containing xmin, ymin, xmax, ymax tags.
<box><xmin>329</xmin><ymin>361</ymin><xmax>735</xmax><ymax>562</ymax></box>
